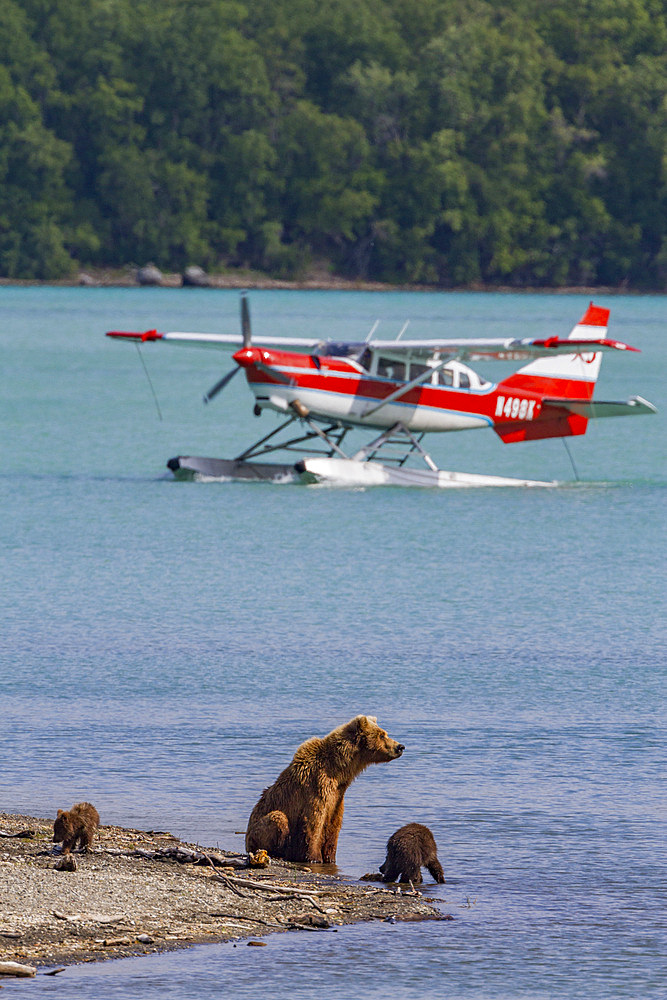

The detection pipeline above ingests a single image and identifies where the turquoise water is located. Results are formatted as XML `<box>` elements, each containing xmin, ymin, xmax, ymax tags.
<box><xmin>1</xmin><ymin>288</ymin><xmax>665</xmax><ymax>998</ymax></box>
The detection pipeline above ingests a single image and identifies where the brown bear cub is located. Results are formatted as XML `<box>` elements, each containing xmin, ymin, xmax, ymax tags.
<box><xmin>246</xmin><ymin>715</ymin><xmax>405</xmax><ymax>864</ymax></box>
<box><xmin>53</xmin><ymin>802</ymin><xmax>100</xmax><ymax>854</ymax></box>
<box><xmin>379</xmin><ymin>823</ymin><xmax>445</xmax><ymax>884</ymax></box>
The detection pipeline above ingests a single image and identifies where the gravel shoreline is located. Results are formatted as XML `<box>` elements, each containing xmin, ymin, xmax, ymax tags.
<box><xmin>0</xmin><ymin>813</ymin><xmax>443</xmax><ymax>972</ymax></box>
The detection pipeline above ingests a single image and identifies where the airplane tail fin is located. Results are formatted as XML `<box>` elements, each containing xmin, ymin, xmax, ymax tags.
<box><xmin>495</xmin><ymin>303</ymin><xmax>610</xmax><ymax>443</ymax></box>
<box><xmin>501</xmin><ymin>302</ymin><xmax>609</xmax><ymax>400</ymax></box>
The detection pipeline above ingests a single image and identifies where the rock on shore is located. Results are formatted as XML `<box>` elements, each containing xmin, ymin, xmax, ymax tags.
<box><xmin>0</xmin><ymin>813</ymin><xmax>443</xmax><ymax>970</ymax></box>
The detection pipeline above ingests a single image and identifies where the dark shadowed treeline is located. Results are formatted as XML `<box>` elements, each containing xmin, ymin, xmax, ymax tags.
<box><xmin>1</xmin><ymin>0</ymin><xmax>666</xmax><ymax>286</ymax></box>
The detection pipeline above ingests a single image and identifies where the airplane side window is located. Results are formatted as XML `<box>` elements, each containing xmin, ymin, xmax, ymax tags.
<box><xmin>377</xmin><ymin>358</ymin><xmax>405</xmax><ymax>381</ymax></box>
<box><xmin>410</xmin><ymin>363</ymin><xmax>431</xmax><ymax>381</ymax></box>
<box><xmin>459</xmin><ymin>372</ymin><xmax>471</xmax><ymax>389</ymax></box>
<box><xmin>439</xmin><ymin>369</ymin><xmax>453</xmax><ymax>386</ymax></box>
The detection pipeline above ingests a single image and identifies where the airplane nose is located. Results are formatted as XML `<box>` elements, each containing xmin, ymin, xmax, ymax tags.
<box><xmin>232</xmin><ymin>346</ymin><xmax>263</xmax><ymax>367</ymax></box>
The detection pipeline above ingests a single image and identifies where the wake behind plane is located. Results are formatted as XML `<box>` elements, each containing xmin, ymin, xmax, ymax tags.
<box><xmin>107</xmin><ymin>299</ymin><xmax>656</xmax><ymax>488</ymax></box>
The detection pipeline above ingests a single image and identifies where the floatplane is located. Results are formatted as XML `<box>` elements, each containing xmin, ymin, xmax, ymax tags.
<box><xmin>107</xmin><ymin>298</ymin><xmax>656</xmax><ymax>488</ymax></box>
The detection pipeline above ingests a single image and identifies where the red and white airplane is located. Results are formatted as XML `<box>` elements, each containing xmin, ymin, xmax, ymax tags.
<box><xmin>107</xmin><ymin>298</ymin><xmax>656</xmax><ymax>488</ymax></box>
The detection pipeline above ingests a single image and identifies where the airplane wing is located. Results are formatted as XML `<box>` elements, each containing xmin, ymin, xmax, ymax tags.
<box><xmin>106</xmin><ymin>330</ymin><xmax>325</xmax><ymax>350</ymax></box>
<box><xmin>361</xmin><ymin>336</ymin><xmax>640</xmax><ymax>361</ymax></box>
<box><xmin>106</xmin><ymin>329</ymin><xmax>640</xmax><ymax>360</ymax></box>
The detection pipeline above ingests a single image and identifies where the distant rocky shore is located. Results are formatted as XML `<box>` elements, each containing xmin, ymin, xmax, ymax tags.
<box><xmin>0</xmin><ymin>265</ymin><xmax>623</xmax><ymax>296</ymax></box>
<box><xmin>0</xmin><ymin>813</ymin><xmax>443</xmax><ymax>973</ymax></box>
<box><xmin>0</xmin><ymin>264</ymin><xmax>393</xmax><ymax>292</ymax></box>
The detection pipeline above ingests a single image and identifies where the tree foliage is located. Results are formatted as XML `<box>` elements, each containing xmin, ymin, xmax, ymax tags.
<box><xmin>1</xmin><ymin>0</ymin><xmax>666</xmax><ymax>286</ymax></box>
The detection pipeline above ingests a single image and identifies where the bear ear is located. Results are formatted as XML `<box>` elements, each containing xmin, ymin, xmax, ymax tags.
<box><xmin>356</xmin><ymin>715</ymin><xmax>376</xmax><ymax>731</ymax></box>
<box><xmin>352</xmin><ymin>715</ymin><xmax>377</xmax><ymax>740</ymax></box>
<box><xmin>345</xmin><ymin>716</ymin><xmax>365</xmax><ymax>739</ymax></box>
<box><xmin>56</xmin><ymin>810</ymin><xmax>64</xmax><ymax>817</ymax></box>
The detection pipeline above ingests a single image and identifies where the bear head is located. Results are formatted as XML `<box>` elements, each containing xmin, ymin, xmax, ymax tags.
<box><xmin>53</xmin><ymin>809</ymin><xmax>72</xmax><ymax>843</ymax></box>
<box><xmin>347</xmin><ymin>715</ymin><xmax>405</xmax><ymax>763</ymax></box>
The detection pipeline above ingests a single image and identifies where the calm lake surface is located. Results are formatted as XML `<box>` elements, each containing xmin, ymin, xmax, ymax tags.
<box><xmin>1</xmin><ymin>287</ymin><xmax>665</xmax><ymax>998</ymax></box>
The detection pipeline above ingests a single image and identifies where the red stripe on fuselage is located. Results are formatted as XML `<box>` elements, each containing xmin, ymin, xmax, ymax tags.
<box><xmin>500</xmin><ymin>371</ymin><xmax>596</xmax><ymax>400</ymax></box>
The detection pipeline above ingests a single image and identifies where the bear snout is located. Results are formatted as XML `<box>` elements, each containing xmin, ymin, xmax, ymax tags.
<box><xmin>394</xmin><ymin>743</ymin><xmax>405</xmax><ymax>757</ymax></box>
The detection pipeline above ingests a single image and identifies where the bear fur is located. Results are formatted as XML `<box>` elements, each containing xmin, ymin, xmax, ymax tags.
<box><xmin>378</xmin><ymin>823</ymin><xmax>445</xmax><ymax>884</ymax></box>
<box><xmin>53</xmin><ymin>802</ymin><xmax>100</xmax><ymax>854</ymax></box>
<box><xmin>245</xmin><ymin>716</ymin><xmax>405</xmax><ymax>864</ymax></box>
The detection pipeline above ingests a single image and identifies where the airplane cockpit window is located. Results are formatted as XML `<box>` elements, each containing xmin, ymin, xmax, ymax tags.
<box><xmin>318</xmin><ymin>342</ymin><xmax>366</xmax><ymax>359</ymax></box>
<box><xmin>377</xmin><ymin>357</ymin><xmax>406</xmax><ymax>381</ymax></box>
<box><xmin>357</xmin><ymin>347</ymin><xmax>372</xmax><ymax>371</ymax></box>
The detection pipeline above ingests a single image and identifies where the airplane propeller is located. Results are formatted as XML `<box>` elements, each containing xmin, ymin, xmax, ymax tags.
<box><xmin>204</xmin><ymin>293</ymin><xmax>295</xmax><ymax>401</ymax></box>
<box><xmin>241</xmin><ymin>292</ymin><xmax>251</xmax><ymax>349</ymax></box>
<box><xmin>203</xmin><ymin>293</ymin><xmax>251</xmax><ymax>404</ymax></box>
<box><xmin>255</xmin><ymin>361</ymin><xmax>294</xmax><ymax>384</ymax></box>
<box><xmin>203</xmin><ymin>365</ymin><xmax>240</xmax><ymax>403</ymax></box>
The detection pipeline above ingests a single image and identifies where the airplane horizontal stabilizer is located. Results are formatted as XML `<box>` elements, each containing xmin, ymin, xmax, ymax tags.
<box><xmin>543</xmin><ymin>395</ymin><xmax>657</xmax><ymax>419</ymax></box>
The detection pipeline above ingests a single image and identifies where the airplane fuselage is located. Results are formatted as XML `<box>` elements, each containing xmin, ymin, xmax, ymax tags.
<box><xmin>233</xmin><ymin>346</ymin><xmax>550</xmax><ymax>436</ymax></box>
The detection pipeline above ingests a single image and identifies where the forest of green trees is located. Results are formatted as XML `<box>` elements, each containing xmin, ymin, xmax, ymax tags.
<box><xmin>1</xmin><ymin>0</ymin><xmax>666</xmax><ymax>287</ymax></box>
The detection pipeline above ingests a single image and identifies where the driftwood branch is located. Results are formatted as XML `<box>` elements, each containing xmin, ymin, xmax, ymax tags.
<box><xmin>213</xmin><ymin>874</ymin><xmax>318</xmax><ymax>895</ymax></box>
<box><xmin>212</xmin><ymin>874</ymin><xmax>253</xmax><ymax>899</ymax></box>
<box><xmin>210</xmin><ymin>872</ymin><xmax>327</xmax><ymax>913</ymax></box>
<box><xmin>125</xmin><ymin>846</ymin><xmax>249</xmax><ymax>868</ymax></box>
<box><xmin>0</xmin><ymin>961</ymin><xmax>36</xmax><ymax>978</ymax></box>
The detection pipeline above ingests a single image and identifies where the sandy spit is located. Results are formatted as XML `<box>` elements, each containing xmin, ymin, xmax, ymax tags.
<box><xmin>0</xmin><ymin>813</ymin><xmax>444</xmax><ymax>971</ymax></box>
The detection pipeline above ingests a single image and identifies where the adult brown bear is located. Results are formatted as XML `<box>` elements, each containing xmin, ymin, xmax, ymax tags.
<box><xmin>246</xmin><ymin>716</ymin><xmax>405</xmax><ymax>863</ymax></box>
<box><xmin>379</xmin><ymin>823</ymin><xmax>445</xmax><ymax>884</ymax></box>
